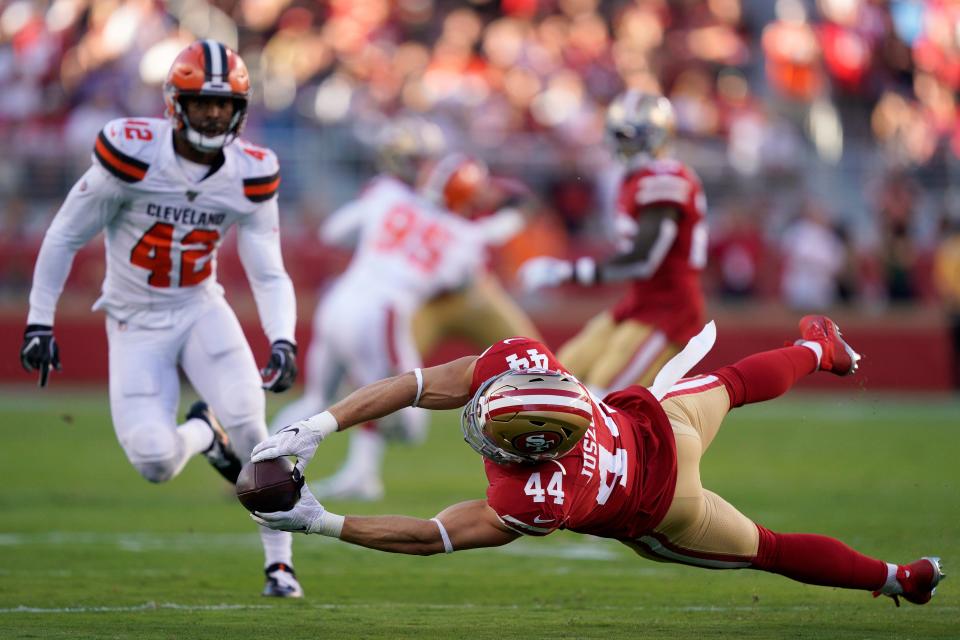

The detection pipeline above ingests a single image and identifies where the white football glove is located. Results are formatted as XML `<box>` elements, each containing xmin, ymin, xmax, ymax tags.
<box><xmin>250</xmin><ymin>411</ymin><xmax>337</xmax><ymax>472</ymax></box>
<box><xmin>517</xmin><ymin>256</ymin><xmax>573</xmax><ymax>293</ymax></box>
<box><xmin>252</xmin><ymin>484</ymin><xmax>327</xmax><ymax>534</ymax></box>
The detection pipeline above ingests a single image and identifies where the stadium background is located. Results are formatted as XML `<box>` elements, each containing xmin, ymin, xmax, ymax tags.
<box><xmin>1</xmin><ymin>2</ymin><xmax>959</xmax><ymax>637</ymax></box>
<box><xmin>0</xmin><ymin>0</ymin><xmax>958</xmax><ymax>389</ymax></box>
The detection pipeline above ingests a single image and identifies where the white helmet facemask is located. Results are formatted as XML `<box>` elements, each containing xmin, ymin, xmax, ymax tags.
<box><xmin>175</xmin><ymin>99</ymin><xmax>244</xmax><ymax>152</ymax></box>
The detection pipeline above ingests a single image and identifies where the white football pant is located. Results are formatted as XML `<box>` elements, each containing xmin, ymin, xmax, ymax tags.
<box><xmin>106</xmin><ymin>296</ymin><xmax>266</xmax><ymax>477</ymax></box>
<box><xmin>270</xmin><ymin>291</ymin><xmax>428</xmax><ymax>441</ymax></box>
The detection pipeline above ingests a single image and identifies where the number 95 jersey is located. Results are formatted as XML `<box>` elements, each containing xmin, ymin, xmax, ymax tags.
<box><xmin>88</xmin><ymin>118</ymin><xmax>280</xmax><ymax>312</ymax></box>
<box><xmin>473</xmin><ymin>338</ymin><xmax>678</xmax><ymax>540</ymax></box>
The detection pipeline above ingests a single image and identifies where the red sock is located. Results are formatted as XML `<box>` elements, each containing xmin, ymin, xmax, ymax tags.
<box><xmin>753</xmin><ymin>525</ymin><xmax>887</xmax><ymax>590</ymax></box>
<box><xmin>714</xmin><ymin>346</ymin><xmax>818</xmax><ymax>408</ymax></box>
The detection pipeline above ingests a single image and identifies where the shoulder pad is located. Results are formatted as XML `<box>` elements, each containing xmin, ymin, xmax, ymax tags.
<box><xmin>234</xmin><ymin>139</ymin><xmax>281</xmax><ymax>202</ymax></box>
<box><xmin>93</xmin><ymin>118</ymin><xmax>165</xmax><ymax>183</ymax></box>
<box><xmin>627</xmin><ymin>163</ymin><xmax>694</xmax><ymax>209</ymax></box>
<box><xmin>644</xmin><ymin>158</ymin><xmax>685</xmax><ymax>176</ymax></box>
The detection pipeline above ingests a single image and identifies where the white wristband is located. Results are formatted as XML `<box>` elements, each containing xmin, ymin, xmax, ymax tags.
<box><xmin>301</xmin><ymin>410</ymin><xmax>339</xmax><ymax>440</ymax></box>
<box><xmin>310</xmin><ymin>511</ymin><xmax>345</xmax><ymax>538</ymax></box>
<box><xmin>573</xmin><ymin>257</ymin><xmax>597</xmax><ymax>285</ymax></box>
<box><xmin>431</xmin><ymin>517</ymin><xmax>454</xmax><ymax>554</ymax></box>
<box><xmin>412</xmin><ymin>368</ymin><xmax>424</xmax><ymax>408</ymax></box>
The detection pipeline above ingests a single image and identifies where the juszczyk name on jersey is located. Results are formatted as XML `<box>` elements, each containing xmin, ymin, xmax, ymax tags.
<box><xmin>146</xmin><ymin>203</ymin><xmax>226</xmax><ymax>226</ymax></box>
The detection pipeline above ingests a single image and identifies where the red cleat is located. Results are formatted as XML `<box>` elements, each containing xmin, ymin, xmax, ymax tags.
<box><xmin>797</xmin><ymin>315</ymin><xmax>862</xmax><ymax>376</ymax></box>
<box><xmin>873</xmin><ymin>557</ymin><xmax>945</xmax><ymax>607</ymax></box>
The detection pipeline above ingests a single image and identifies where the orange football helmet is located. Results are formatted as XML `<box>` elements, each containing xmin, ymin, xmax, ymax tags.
<box><xmin>461</xmin><ymin>369</ymin><xmax>594</xmax><ymax>465</ymax></box>
<box><xmin>163</xmin><ymin>40</ymin><xmax>251</xmax><ymax>151</ymax></box>
<box><xmin>418</xmin><ymin>153</ymin><xmax>490</xmax><ymax>216</ymax></box>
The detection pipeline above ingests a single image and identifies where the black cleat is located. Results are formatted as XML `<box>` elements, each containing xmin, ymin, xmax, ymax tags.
<box><xmin>186</xmin><ymin>401</ymin><xmax>242</xmax><ymax>484</ymax></box>
<box><xmin>263</xmin><ymin>563</ymin><xmax>303</xmax><ymax>598</ymax></box>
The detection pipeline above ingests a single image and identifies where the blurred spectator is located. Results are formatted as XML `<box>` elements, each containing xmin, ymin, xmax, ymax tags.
<box><xmin>708</xmin><ymin>205</ymin><xmax>766</xmax><ymax>301</ymax></box>
<box><xmin>0</xmin><ymin>0</ymin><xmax>954</xmax><ymax>320</ymax></box>
<box><xmin>762</xmin><ymin>0</ymin><xmax>823</xmax><ymax>106</ymax></box>
<box><xmin>934</xmin><ymin>212</ymin><xmax>960</xmax><ymax>389</ymax></box>
<box><xmin>779</xmin><ymin>201</ymin><xmax>847</xmax><ymax>311</ymax></box>
<box><xmin>874</xmin><ymin>170</ymin><xmax>924</xmax><ymax>301</ymax></box>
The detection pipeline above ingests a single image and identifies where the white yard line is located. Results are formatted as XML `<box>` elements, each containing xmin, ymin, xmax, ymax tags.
<box><xmin>0</xmin><ymin>603</ymin><xmax>274</xmax><ymax>614</ymax></box>
<box><xmin>6</xmin><ymin>601</ymin><xmax>955</xmax><ymax>615</ymax></box>
<box><xmin>0</xmin><ymin>530</ymin><xmax>625</xmax><ymax>560</ymax></box>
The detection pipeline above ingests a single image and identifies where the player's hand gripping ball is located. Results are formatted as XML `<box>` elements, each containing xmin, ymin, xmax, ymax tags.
<box><xmin>235</xmin><ymin>458</ymin><xmax>304</xmax><ymax>513</ymax></box>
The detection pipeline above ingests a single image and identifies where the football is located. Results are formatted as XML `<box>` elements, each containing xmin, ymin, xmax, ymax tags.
<box><xmin>235</xmin><ymin>458</ymin><xmax>304</xmax><ymax>513</ymax></box>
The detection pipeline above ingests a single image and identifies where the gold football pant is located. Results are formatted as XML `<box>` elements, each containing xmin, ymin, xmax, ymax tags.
<box><xmin>413</xmin><ymin>273</ymin><xmax>540</xmax><ymax>356</ymax></box>
<box><xmin>624</xmin><ymin>377</ymin><xmax>760</xmax><ymax>566</ymax></box>
<box><xmin>557</xmin><ymin>311</ymin><xmax>680</xmax><ymax>392</ymax></box>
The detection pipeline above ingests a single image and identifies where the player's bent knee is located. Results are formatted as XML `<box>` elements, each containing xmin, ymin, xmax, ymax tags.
<box><xmin>216</xmin><ymin>381</ymin><xmax>264</xmax><ymax>426</ymax></box>
<box><xmin>135</xmin><ymin>459</ymin><xmax>179</xmax><ymax>483</ymax></box>
<box><xmin>125</xmin><ymin>426</ymin><xmax>181</xmax><ymax>483</ymax></box>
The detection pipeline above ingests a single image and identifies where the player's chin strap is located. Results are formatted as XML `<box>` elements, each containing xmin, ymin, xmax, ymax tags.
<box><xmin>647</xmin><ymin>320</ymin><xmax>717</xmax><ymax>401</ymax></box>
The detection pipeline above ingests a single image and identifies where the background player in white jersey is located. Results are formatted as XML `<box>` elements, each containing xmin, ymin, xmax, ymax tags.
<box><xmin>19</xmin><ymin>41</ymin><xmax>303</xmax><ymax>597</ymax></box>
<box><xmin>269</xmin><ymin>152</ymin><xmax>509</xmax><ymax>502</ymax></box>
<box><xmin>412</xmin><ymin>153</ymin><xmax>542</xmax><ymax>356</ymax></box>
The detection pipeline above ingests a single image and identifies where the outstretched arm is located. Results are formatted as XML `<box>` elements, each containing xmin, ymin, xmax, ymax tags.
<box><xmin>250</xmin><ymin>355</ymin><xmax>478</xmax><ymax>466</ymax></box>
<box><xmin>254</xmin><ymin>492</ymin><xmax>519</xmax><ymax>555</ymax></box>
<box><xmin>340</xmin><ymin>499</ymin><xmax>518</xmax><ymax>555</ymax></box>
<box><xmin>329</xmin><ymin>355</ymin><xmax>477</xmax><ymax>428</ymax></box>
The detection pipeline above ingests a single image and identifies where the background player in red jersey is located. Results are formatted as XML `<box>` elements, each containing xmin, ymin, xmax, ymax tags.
<box><xmin>518</xmin><ymin>91</ymin><xmax>708</xmax><ymax>394</ymax></box>
<box><xmin>249</xmin><ymin>315</ymin><xmax>944</xmax><ymax>608</ymax></box>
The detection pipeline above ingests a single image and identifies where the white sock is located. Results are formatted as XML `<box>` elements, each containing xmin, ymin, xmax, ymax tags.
<box><xmin>797</xmin><ymin>340</ymin><xmax>823</xmax><ymax>370</ymax></box>
<box><xmin>179</xmin><ymin>418</ymin><xmax>215</xmax><ymax>456</ymax></box>
<box><xmin>342</xmin><ymin>428</ymin><xmax>385</xmax><ymax>477</ymax></box>
<box><xmin>880</xmin><ymin>562</ymin><xmax>902</xmax><ymax>595</ymax></box>
<box><xmin>259</xmin><ymin>526</ymin><xmax>293</xmax><ymax>568</ymax></box>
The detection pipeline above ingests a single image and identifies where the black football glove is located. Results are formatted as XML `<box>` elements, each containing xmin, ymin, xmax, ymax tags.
<box><xmin>20</xmin><ymin>324</ymin><xmax>61</xmax><ymax>388</ymax></box>
<box><xmin>261</xmin><ymin>339</ymin><xmax>297</xmax><ymax>393</ymax></box>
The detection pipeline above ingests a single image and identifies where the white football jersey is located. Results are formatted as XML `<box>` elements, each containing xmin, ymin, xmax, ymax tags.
<box><xmin>324</xmin><ymin>176</ymin><xmax>486</xmax><ymax>307</ymax></box>
<box><xmin>28</xmin><ymin>117</ymin><xmax>296</xmax><ymax>342</ymax></box>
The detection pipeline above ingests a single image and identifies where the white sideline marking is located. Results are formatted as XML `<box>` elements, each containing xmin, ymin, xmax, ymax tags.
<box><xmin>6</xmin><ymin>602</ymin><xmax>954</xmax><ymax>615</ymax></box>
<box><xmin>0</xmin><ymin>531</ymin><xmax>624</xmax><ymax>561</ymax></box>
<box><xmin>0</xmin><ymin>602</ymin><xmax>274</xmax><ymax>614</ymax></box>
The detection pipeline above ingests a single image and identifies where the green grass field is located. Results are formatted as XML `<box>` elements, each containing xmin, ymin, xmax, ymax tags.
<box><xmin>0</xmin><ymin>387</ymin><xmax>957</xmax><ymax>639</ymax></box>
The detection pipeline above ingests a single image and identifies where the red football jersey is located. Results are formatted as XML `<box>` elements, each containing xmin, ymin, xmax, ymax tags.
<box><xmin>612</xmin><ymin>158</ymin><xmax>707</xmax><ymax>344</ymax></box>
<box><xmin>472</xmin><ymin>337</ymin><xmax>677</xmax><ymax>540</ymax></box>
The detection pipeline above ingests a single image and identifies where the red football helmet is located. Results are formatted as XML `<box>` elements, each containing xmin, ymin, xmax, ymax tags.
<box><xmin>418</xmin><ymin>153</ymin><xmax>490</xmax><ymax>216</ymax></box>
<box><xmin>163</xmin><ymin>40</ymin><xmax>251</xmax><ymax>151</ymax></box>
<box><xmin>461</xmin><ymin>369</ymin><xmax>594</xmax><ymax>465</ymax></box>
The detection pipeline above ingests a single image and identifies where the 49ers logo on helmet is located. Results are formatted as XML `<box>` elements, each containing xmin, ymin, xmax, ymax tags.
<box><xmin>512</xmin><ymin>431</ymin><xmax>563</xmax><ymax>454</ymax></box>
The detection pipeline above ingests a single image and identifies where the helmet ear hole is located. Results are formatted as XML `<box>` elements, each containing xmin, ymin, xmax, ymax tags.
<box><xmin>561</xmin><ymin>427</ymin><xmax>574</xmax><ymax>437</ymax></box>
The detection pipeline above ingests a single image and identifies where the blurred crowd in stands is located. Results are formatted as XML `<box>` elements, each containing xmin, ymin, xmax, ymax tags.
<box><xmin>1</xmin><ymin>0</ymin><xmax>959</xmax><ymax>320</ymax></box>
